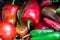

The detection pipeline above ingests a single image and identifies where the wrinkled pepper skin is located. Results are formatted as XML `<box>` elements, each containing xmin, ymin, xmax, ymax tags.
<box><xmin>34</xmin><ymin>22</ymin><xmax>48</xmax><ymax>29</ymax></box>
<box><xmin>21</xmin><ymin>0</ymin><xmax>40</xmax><ymax>26</ymax></box>
<box><xmin>41</xmin><ymin>7</ymin><xmax>60</xmax><ymax>23</ymax></box>
<box><xmin>2</xmin><ymin>4</ymin><xmax>19</xmax><ymax>24</ymax></box>
<box><xmin>43</xmin><ymin>17</ymin><xmax>60</xmax><ymax>31</ymax></box>
<box><xmin>30</xmin><ymin>32</ymin><xmax>60</xmax><ymax>40</ymax></box>
<box><xmin>16</xmin><ymin>22</ymin><xmax>28</xmax><ymax>38</ymax></box>
<box><xmin>41</xmin><ymin>7</ymin><xmax>56</xmax><ymax>20</ymax></box>
<box><xmin>30</xmin><ymin>29</ymin><xmax>54</xmax><ymax>37</ymax></box>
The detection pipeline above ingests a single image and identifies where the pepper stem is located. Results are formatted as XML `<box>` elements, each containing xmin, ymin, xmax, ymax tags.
<box><xmin>12</xmin><ymin>0</ymin><xmax>15</xmax><ymax>5</ymax></box>
<box><xmin>22</xmin><ymin>34</ymin><xmax>30</xmax><ymax>38</ymax></box>
<box><xmin>27</xmin><ymin>20</ymin><xmax>32</xmax><ymax>30</ymax></box>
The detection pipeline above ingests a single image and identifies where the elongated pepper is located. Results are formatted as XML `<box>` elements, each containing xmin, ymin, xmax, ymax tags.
<box><xmin>21</xmin><ymin>0</ymin><xmax>40</xmax><ymax>30</ymax></box>
<box><xmin>41</xmin><ymin>7</ymin><xmax>60</xmax><ymax>23</ymax></box>
<box><xmin>30</xmin><ymin>29</ymin><xmax>54</xmax><ymax>37</ymax></box>
<box><xmin>2</xmin><ymin>0</ymin><xmax>19</xmax><ymax>24</ymax></box>
<box><xmin>43</xmin><ymin>17</ymin><xmax>60</xmax><ymax>31</ymax></box>
<box><xmin>41</xmin><ymin>0</ymin><xmax>59</xmax><ymax>7</ymax></box>
<box><xmin>31</xmin><ymin>32</ymin><xmax>60</xmax><ymax>40</ymax></box>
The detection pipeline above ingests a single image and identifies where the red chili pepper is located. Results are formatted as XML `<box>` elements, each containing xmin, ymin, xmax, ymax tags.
<box><xmin>34</xmin><ymin>22</ymin><xmax>48</xmax><ymax>29</ymax></box>
<box><xmin>40</xmin><ymin>0</ymin><xmax>50</xmax><ymax>7</ymax></box>
<box><xmin>2</xmin><ymin>0</ymin><xmax>19</xmax><ymax>24</ymax></box>
<box><xmin>21</xmin><ymin>0</ymin><xmax>40</xmax><ymax>30</ymax></box>
<box><xmin>43</xmin><ymin>17</ymin><xmax>60</xmax><ymax>31</ymax></box>
<box><xmin>40</xmin><ymin>0</ymin><xmax>58</xmax><ymax>7</ymax></box>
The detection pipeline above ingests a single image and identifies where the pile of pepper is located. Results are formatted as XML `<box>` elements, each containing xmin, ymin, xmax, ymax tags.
<box><xmin>0</xmin><ymin>0</ymin><xmax>60</xmax><ymax>40</ymax></box>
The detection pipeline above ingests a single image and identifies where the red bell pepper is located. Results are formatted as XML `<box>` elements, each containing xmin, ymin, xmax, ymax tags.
<box><xmin>43</xmin><ymin>17</ymin><xmax>60</xmax><ymax>31</ymax></box>
<box><xmin>34</xmin><ymin>22</ymin><xmax>48</xmax><ymax>29</ymax></box>
<box><xmin>21</xmin><ymin>0</ymin><xmax>40</xmax><ymax>29</ymax></box>
<box><xmin>2</xmin><ymin>0</ymin><xmax>19</xmax><ymax>24</ymax></box>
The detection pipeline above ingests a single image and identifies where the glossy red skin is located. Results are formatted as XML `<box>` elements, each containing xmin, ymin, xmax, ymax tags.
<box><xmin>43</xmin><ymin>18</ymin><xmax>60</xmax><ymax>31</ymax></box>
<box><xmin>34</xmin><ymin>22</ymin><xmax>48</xmax><ymax>29</ymax></box>
<box><xmin>2</xmin><ymin>4</ymin><xmax>19</xmax><ymax>24</ymax></box>
<box><xmin>0</xmin><ymin>21</ymin><xmax>16</xmax><ymax>40</ymax></box>
<box><xmin>21</xmin><ymin>0</ymin><xmax>40</xmax><ymax>26</ymax></box>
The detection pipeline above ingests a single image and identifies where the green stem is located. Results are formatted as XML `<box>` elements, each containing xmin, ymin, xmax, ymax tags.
<box><xmin>22</xmin><ymin>34</ymin><xmax>30</xmax><ymax>38</ymax></box>
<box><xmin>12</xmin><ymin>0</ymin><xmax>15</xmax><ymax>5</ymax></box>
<box><xmin>27</xmin><ymin>20</ymin><xmax>32</xmax><ymax>30</ymax></box>
<box><xmin>17</xmin><ymin>3</ymin><xmax>25</xmax><ymax>25</ymax></box>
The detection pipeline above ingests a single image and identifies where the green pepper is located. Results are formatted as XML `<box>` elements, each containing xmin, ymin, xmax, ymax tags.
<box><xmin>30</xmin><ymin>29</ymin><xmax>54</xmax><ymax>37</ymax></box>
<box><xmin>30</xmin><ymin>32</ymin><xmax>60</xmax><ymax>40</ymax></box>
<box><xmin>56</xmin><ymin>8</ymin><xmax>60</xmax><ymax>14</ymax></box>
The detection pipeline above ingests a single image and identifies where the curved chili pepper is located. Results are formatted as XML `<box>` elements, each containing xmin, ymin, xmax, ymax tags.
<box><xmin>21</xmin><ymin>0</ymin><xmax>40</xmax><ymax>30</ymax></box>
<box><xmin>30</xmin><ymin>29</ymin><xmax>54</xmax><ymax>37</ymax></box>
<box><xmin>2</xmin><ymin>0</ymin><xmax>19</xmax><ymax>24</ymax></box>
<box><xmin>41</xmin><ymin>7</ymin><xmax>56</xmax><ymax>20</ymax></box>
<box><xmin>41</xmin><ymin>7</ymin><xmax>60</xmax><ymax>23</ymax></box>
<box><xmin>30</xmin><ymin>32</ymin><xmax>60</xmax><ymax>40</ymax></box>
<box><xmin>43</xmin><ymin>17</ymin><xmax>60</xmax><ymax>31</ymax></box>
<box><xmin>40</xmin><ymin>0</ymin><xmax>59</xmax><ymax>7</ymax></box>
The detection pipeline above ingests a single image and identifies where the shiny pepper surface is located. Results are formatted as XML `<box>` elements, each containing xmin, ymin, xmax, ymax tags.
<box><xmin>21</xmin><ymin>0</ymin><xmax>40</xmax><ymax>26</ymax></box>
<box><xmin>2</xmin><ymin>4</ymin><xmax>19</xmax><ymax>24</ymax></box>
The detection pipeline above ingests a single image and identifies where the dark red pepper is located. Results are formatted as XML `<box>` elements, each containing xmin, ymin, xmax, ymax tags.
<box><xmin>40</xmin><ymin>0</ymin><xmax>50</xmax><ymax>7</ymax></box>
<box><xmin>40</xmin><ymin>0</ymin><xmax>58</xmax><ymax>7</ymax></box>
<box><xmin>24</xmin><ymin>36</ymin><xmax>30</xmax><ymax>40</ymax></box>
<box><xmin>43</xmin><ymin>17</ymin><xmax>60</xmax><ymax>31</ymax></box>
<box><xmin>21</xmin><ymin>0</ymin><xmax>40</xmax><ymax>29</ymax></box>
<box><xmin>34</xmin><ymin>22</ymin><xmax>48</xmax><ymax>29</ymax></box>
<box><xmin>2</xmin><ymin>0</ymin><xmax>19</xmax><ymax>24</ymax></box>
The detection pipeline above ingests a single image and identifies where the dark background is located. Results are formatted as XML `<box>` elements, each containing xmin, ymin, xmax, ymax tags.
<box><xmin>0</xmin><ymin>0</ymin><xmax>41</xmax><ymax>6</ymax></box>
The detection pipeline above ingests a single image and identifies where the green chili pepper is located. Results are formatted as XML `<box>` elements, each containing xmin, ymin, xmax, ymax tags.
<box><xmin>30</xmin><ymin>29</ymin><xmax>54</xmax><ymax>37</ymax></box>
<box><xmin>30</xmin><ymin>32</ymin><xmax>60</xmax><ymax>40</ymax></box>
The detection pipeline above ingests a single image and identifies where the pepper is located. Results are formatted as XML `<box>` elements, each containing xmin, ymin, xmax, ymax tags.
<box><xmin>16</xmin><ymin>21</ymin><xmax>28</xmax><ymax>38</ymax></box>
<box><xmin>21</xmin><ymin>0</ymin><xmax>40</xmax><ymax>30</ymax></box>
<box><xmin>2</xmin><ymin>0</ymin><xmax>19</xmax><ymax>24</ymax></box>
<box><xmin>30</xmin><ymin>32</ymin><xmax>60</xmax><ymax>40</ymax></box>
<box><xmin>34</xmin><ymin>22</ymin><xmax>48</xmax><ymax>29</ymax></box>
<box><xmin>43</xmin><ymin>17</ymin><xmax>60</xmax><ymax>31</ymax></box>
<box><xmin>41</xmin><ymin>7</ymin><xmax>60</xmax><ymax>23</ymax></box>
<box><xmin>56</xmin><ymin>8</ymin><xmax>60</xmax><ymax>14</ymax></box>
<box><xmin>40</xmin><ymin>0</ymin><xmax>59</xmax><ymax>7</ymax></box>
<box><xmin>30</xmin><ymin>29</ymin><xmax>54</xmax><ymax>37</ymax></box>
<box><xmin>41</xmin><ymin>7</ymin><xmax>56</xmax><ymax>20</ymax></box>
<box><xmin>24</xmin><ymin>36</ymin><xmax>30</xmax><ymax>40</ymax></box>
